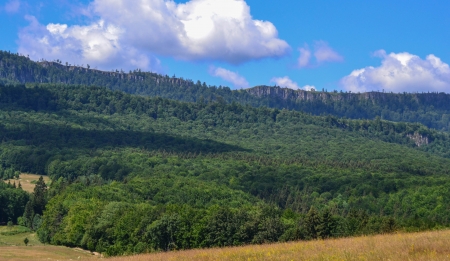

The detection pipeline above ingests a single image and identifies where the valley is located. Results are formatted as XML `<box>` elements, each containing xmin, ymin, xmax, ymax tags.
<box><xmin>0</xmin><ymin>52</ymin><xmax>450</xmax><ymax>257</ymax></box>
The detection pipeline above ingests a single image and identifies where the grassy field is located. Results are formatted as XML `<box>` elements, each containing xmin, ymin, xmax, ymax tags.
<box><xmin>108</xmin><ymin>230</ymin><xmax>450</xmax><ymax>261</ymax></box>
<box><xmin>1</xmin><ymin>228</ymin><xmax>449</xmax><ymax>260</ymax></box>
<box><xmin>0</xmin><ymin>226</ymin><xmax>98</xmax><ymax>260</ymax></box>
<box><xmin>3</xmin><ymin>174</ymin><xmax>51</xmax><ymax>193</ymax></box>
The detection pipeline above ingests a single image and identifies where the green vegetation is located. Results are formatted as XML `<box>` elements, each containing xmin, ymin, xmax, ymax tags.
<box><xmin>0</xmin><ymin>81</ymin><xmax>449</xmax><ymax>255</ymax></box>
<box><xmin>0</xmin><ymin>182</ymin><xmax>29</xmax><ymax>225</ymax></box>
<box><xmin>2</xmin><ymin>50</ymin><xmax>450</xmax><ymax>131</ymax></box>
<box><xmin>0</xmin><ymin>225</ymin><xmax>38</xmax><ymax>246</ymax></box>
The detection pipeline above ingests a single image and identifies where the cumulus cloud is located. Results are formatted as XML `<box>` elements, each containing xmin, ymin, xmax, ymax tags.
<box><xmin>298</xmin><ymin>41</ymin><xmax>343</xmax><ymax>68</ymax></box>
<box><xmin>209</xmin><ymin>67</ymin><xmax>249</xmax><ymax>89</ymax></box>
<box><xmin>18</xmin><ymin>16</ymin><xmax>160</xmax><ymax>71</ymax></box>
<box><xmin>3</xmin><ymin>0</ymin><xmax>20</xmax><ymax>13</ymax></box>
<box><xmin>270</xmin><ymin>76</ymin><xmax>315</xmax><ymax>91</ymax></box>
<box><xmin>341</xmin><ymin>50</ymin><xmax>450</xmax><ymax>93</ymax></box>
<box><xmin>18</xmin><ymin>0</ymin><xmax>289</xmax><ymax>70</ymax></box>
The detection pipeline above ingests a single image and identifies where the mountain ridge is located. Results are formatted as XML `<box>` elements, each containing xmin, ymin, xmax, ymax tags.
<box><xmin>2</xmin><ymin>50</ymin><xmax>450</xmax><ymax>131</ymax></box>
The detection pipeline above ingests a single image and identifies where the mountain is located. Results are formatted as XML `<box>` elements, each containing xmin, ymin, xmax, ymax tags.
<box><xmin>2</xmin><ymin>50</ymin><xmax>450</xmax><ymax>131</ymax></box>
<box><xmin>1</xmin><ymin>82</ymin><xmax>450</xmax><ymax>255</ymax></box>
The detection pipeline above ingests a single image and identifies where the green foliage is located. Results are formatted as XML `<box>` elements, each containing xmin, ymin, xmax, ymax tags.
<box><xmin>0</xmin><ymin>82</ymin><xmax>449</xmax><ymax>255</ymax></box>
<box><xmin>0</xmin><ymin>225</ymin><xmax>31</xmax><ymax>236</ymax></box>
<box><xmin>0</xmin><ymin>182</ymin><xmax>29</xmax><ymax>224</ymax></box>
<box><xmin>3</xmin><ymin>51</ymin><xmax>450</xmax><ymax>131</ymax></box>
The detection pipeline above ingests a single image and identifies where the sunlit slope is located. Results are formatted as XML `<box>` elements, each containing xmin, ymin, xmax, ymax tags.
<box><xmin>1</xmin><ymin>83</ymin><xmax>450</xmax><ymax>255</ymax></box>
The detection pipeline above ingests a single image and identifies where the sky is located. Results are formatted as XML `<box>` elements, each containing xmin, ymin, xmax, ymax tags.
<box><xmin>1</xmin><ymin>0</ymin><xmax>450</xmax><ymax>93</ymax></box>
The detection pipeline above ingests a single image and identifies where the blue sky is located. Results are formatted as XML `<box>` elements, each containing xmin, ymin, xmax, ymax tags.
<box><xmin>1</xmin><ymin>0</ymin><xmax>450</xmax><ymax>92</ymax></box>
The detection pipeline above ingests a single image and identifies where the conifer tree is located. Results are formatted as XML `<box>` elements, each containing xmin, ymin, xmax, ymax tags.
<box><xmin>319</xmin><ymin>208</ymin><xmax>336</xmax><ymax>238</ymax></box>
<box><xmin>23</xmin><ymin>201</ymin><xmax>34</xmax><ymax>229</ymax></box>
<box><xmin>305</xmin><ymin>206</ymin><xmax>320</xmax><ymax>239</ymax></box>
<box><xmin>32</xmin><ymin>176</ymin><xmax>47</xmax><ymax>215</ymax></box>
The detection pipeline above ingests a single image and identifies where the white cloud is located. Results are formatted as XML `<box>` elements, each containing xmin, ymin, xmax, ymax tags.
<box><xmin>298</xmin><ymin>45</ymin><xmax>311</xmax><ymax>68</ymax></box>
<box><xmin>270</xmin><ymin>76</ymin><xmax>315</xmax><ymax>91</ymax></box>
<box><xmin>301</xmin><ymin>85</ymin><xmax>316</xmax><ymax>91</ymax></box>
<box><xmin>341</xmin><ymin>50</ymin><xmax>450</xmax><ymax>93</ymax></box>
<box><xmin>18</xmin><ymin>16</ymin><xmax>161</xmax><ymax>72</ymax></box>
<box><xmin>3</xmin><ymin>0</ymin><xmax>20</xmax><ymax>13</ymax></box>
<box><xmin>314</xmin><ymin>41</ymin><xmax>344</xmax><ymax>64</ymax></box>
<box><xmin>210</xmin><ymin>67</ymin><xmax>249</xmax><ymax>89</ymax></box>
<box><xmin>18</xmin><ymin>0</ymin><xmax>290</xmax><ymax>71</ymax></box>
<box><xmin>297</xmin><ymin>41</ymin><xmax>343</xmax><ymax>68</ymax></box>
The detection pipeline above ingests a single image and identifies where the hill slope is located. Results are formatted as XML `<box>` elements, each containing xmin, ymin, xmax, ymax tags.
<box><xmin>0</xmin><ymin>83</ymin><xmax>450</xmax><ymax>255</ymax></box>
<box><xmin>2</xmin><ymin>51</ymin><xmax>450</xmax><ymax>131</ymax></box>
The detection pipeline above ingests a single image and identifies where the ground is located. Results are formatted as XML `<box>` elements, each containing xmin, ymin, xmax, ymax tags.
<box><xmin>108</xmin><ymin>230</ymin><xmax>450</xmax><ymax>261</ymax></box>
<box><xmin>0</xmin><ymin>226</ymin><xmax>99</xmax><ymax>260</ymax></box>
<box><xmin>1</xmin><ymin>227</ymin><xmax>449</xmax><ymax>260</ymax></box>
<box><xmin>3</xmin><ymin>174</ymin><xmax>51</xmax><ymax>193</ymax></box>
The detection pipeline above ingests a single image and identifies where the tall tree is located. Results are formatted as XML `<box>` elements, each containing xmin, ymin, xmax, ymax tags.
<box><xmin>305</xmin><ymin>206</ymin><xmax>321</xmax><ymax>239</ymax></box>
<box><xmin>32</xmin><ymin>176</ymin><xmax>47</xmax><ymax>215</ymax></box>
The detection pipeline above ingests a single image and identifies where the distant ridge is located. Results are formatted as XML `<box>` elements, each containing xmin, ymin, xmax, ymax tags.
<box><xmin>2</xmin><ymin>50</ymin><xmax>450</xmax><ymax>131</ymax></box>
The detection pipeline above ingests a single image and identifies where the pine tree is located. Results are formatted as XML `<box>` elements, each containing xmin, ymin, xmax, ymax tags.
<box><xmin>318</xmin><ymin>208</ymin><xmax>336</xmax><ymax>239</ymax></box>
<box><xmin>305</xmin><ymin>206</ymin><xmax>320</xmax><ymax>239</ymax></box>
<box><xmin>32</xmin><ymin>176</ymin><xmax>47</xmax><ymax>215</ymax></box>
<box><xmin>23</xmin><ymin>201</ymin><xmax>34</xmax><ymax>229</ymax></box>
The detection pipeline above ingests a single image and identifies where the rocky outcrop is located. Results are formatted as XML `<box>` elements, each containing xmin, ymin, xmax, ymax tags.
<box><xmin>245</xmin><ymin>85</ymin><xmax>422</xmax><ymax>104</ymax></box>
<box><xmin>407</xmin><ymin>132</ymin><xmax>429</xmax><ymax>147</ymax></box>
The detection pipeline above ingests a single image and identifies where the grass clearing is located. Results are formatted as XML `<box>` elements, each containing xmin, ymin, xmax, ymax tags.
<box><xmin>108</xmin><ymin>230</ymin><xmax>450</xmax><ymax>261</ymax></box>
<box><xmin>0</xmin><ymin>226</ymin><xmax>98</xmax><ymax>260</ymax></box>
<box><xmin>3</xmin><ymin>174</ymin><xmax>51</xmax><ymax>193</ymax></box>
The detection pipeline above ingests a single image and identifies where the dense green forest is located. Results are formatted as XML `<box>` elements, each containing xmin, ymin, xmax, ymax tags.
<box><xmin>0</xmin><ymin>181</ymin><xmax>29</xmax><ymax>225</ymax></box>
<box><xmin>1</xmin><ymin>82</ymin><xmax>450</xmax><ymax>255</ymax></box>
<box><xmin>2</xmin><ymin>51</ymin><xmax>450</xmax><ymax>131</ymax></box>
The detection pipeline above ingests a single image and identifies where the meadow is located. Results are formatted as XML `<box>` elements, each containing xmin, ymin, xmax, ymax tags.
<box><xmin>108</xmin><ymin>230</ymin><xmax>450</xmax><ymax>261</ymax></box>
<box><xmin>0</xmin><ymin>226</ymin><xmax>97</xmax><ymax>260</ymax></box>
<box><xmin>3</xmin><ymin>174</ymin><xmax>51</xmax><ymax>193</ymax></box>
<box><xmin>1</xmin><ymin>228</ymin><xmax>449</xmax><ymax>260</ymax></box>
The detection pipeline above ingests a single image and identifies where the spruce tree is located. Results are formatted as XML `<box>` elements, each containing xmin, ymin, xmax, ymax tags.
<box><xmin>23</xmin><ymin>201</ymin><xmax>34</xmax><ymax>229</ymax></box>
<box><xmin>318</xmin><ymin>208</ymin><xmax>336</xmax><ymax>239</ymax></box>
<box><xmin>32</xmin><ymin>176</ymin><xmax>47</xmax><ymax>215</ymax></box>
<box><xmin>305</xmin><ymin>206</ymin><xmax>320</xmax><ymax>239</ymax></box>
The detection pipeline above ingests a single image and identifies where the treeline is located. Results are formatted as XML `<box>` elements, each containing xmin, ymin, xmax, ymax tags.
<box><xmin>2</xmin><ymin>51</ymin><xmax>450</xmax><ymax>131</ymax></box>
<box><xmin>35</xmin><ymin>162</ymin><xmax>440</xmax><ymax>257</ymax></box>
<box><xmin>39</xmin><ymin>200</ymin><xmax>399</xmax><ymax>256</ymax></box>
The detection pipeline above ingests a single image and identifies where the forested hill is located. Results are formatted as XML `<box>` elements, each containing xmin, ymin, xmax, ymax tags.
<box><xmin>1</xmin><ymin>50</ymin><xmax>450</xmax><ymax>131</ymax></box>
<box><xmin>2</xmin><ymin>83</ymin><xmax>450</xmax><ymax>255</ymax></box>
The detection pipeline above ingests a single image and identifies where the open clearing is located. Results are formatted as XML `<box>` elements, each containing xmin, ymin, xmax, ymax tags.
<box><xmin>0</xmin><ymin>226</ymin><xmax>98</xmax><ymax>261</ymax></box>
<box><xmin>108</xmin><ymin>230</ymin><xmax>450</xmax><ymax>261</ymax></box>
<box><xmin>3</xmin><ymin>174</ymin><xmax>51</xmax><ymax>193</ymax></box>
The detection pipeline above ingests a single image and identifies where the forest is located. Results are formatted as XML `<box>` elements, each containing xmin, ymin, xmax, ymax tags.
<box><xmin>2</xmin><ymin>51</ymin><xmax>450</xmax><ymax>131</ymax></box>
<box><xmin>0</xmin><ymin>81</ymin><xmax>449</xmax><ymax>255</ymax></box>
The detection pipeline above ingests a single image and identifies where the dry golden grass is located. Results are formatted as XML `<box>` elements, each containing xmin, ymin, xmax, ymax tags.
<box><xmin>3</xmin><ymin>174</ymin><xmax>51</xmax><ymax>193</ymax></box>
<box><xmin>109</xmin><ymin>230</ymin><xmax>450</xmax><ymax>261</ymax></box>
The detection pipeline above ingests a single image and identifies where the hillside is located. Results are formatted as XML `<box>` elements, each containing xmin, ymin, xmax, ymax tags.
<box><xmin>2</xmin><ymin>51</ymin><xmax>450</xmax><ymax>131</ymax></box>
<box><xmin>0</xmin><ymin>83</ymin><xmax>450</xmax><ymax>256</ymax></box>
